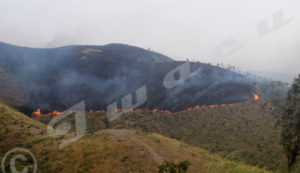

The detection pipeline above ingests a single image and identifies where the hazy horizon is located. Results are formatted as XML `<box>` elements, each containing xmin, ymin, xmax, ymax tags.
<box><xmin>0</xmin><ymin>0</ymin><xmax>299</xmax><ymax>79</ymax></box>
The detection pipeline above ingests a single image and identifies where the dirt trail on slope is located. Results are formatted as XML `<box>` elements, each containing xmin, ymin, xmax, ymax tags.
<box><xmin>106</xmin><ymin>129</ymin><xmax>163</xmax><ymax>164</ymax></box>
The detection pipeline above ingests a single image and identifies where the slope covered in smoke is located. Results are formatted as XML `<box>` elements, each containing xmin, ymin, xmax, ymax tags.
<box><xmin>0</xmin><ymin>41</ymin><xmax>257</xmax><ymax>114</ymax></box>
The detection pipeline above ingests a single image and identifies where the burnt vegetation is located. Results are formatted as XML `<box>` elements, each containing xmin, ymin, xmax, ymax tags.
<box><xmin>0</xmin><ymin>41</ymin><xmax>257</xmax><ymax>114</ymax></box>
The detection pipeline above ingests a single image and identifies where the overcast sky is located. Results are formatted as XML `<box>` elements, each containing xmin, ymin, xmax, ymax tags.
<box><xmin>0</xmin><ymin>0</ymin><xmax>299</xmax><ymax>80</ymax></box>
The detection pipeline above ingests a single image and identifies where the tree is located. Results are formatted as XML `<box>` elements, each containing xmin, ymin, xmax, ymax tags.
<box><xmin>281</xmin><ymin>74</ymin><xmax>300</xmax><ymax>173</ymax></box>
<box><xmin>158</xmin><ymin>160</ymin><xmax>191</xmax><ymax>173</ymax></box>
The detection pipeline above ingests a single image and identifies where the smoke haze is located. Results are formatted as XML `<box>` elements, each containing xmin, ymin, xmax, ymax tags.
<box><xmin>0</xmin><ymin>0</ymin><xmax>299</xmax><ymax>80</ymax></box>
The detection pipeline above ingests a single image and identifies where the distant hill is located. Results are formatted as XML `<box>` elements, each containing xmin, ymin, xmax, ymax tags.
<box><xmin>248</xmin><ymin>71</ymin><xmax>296</xmax><ymax>83</ymax></box>
<box><xmin>0</xmin><ymin>103</ymin><xmax>269</xmax><ymax>173</ymax></box>
<box><xmin>0</xmin><ymin>42</ymin><xmax>257</xmax><ymax>114</ymax></box>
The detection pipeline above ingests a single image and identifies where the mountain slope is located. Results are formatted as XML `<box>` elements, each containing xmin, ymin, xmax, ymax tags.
<box><xmin>0</xmin><ymin>103</ymin><xmax>269</xmax><ymax>173</ymax></box>
<box><xmin>0</xmin><ymin>42</ymin><xmax>256</xmax><ymax>114</ymax></box>
<box><xmin>106</xmin><ymin>100</ymin><xmax>286</xmax><ymax>171</ymax></box>
<box><xmin>33</xmin><ymin>99</ymin><xmax>293</xmax><ymax>172</ymax></box>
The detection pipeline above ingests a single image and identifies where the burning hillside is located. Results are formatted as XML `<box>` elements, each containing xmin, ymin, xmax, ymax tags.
<box><xmin>33</xmin><ymin>108</ymin><xmax>61</xmax><ymax>116</ymax></box>
<box><xmin>33</xmin><ymin>92</ymin><xmax>261</xmax><ymax>117</ymax></box>
<box><xmin>0</xmin><ymin>42</ymin><xmax>259</xmax><ymax>114</ymax></box>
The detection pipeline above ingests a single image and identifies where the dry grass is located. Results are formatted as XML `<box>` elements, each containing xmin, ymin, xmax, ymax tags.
<box><xmin>0</xmin><ymin>103</ymin><xmax>276</xmax><ymax>173</ymax></box>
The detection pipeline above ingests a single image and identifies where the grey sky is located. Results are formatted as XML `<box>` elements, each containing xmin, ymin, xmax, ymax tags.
<box><xmin>0</xmin><ymin>0</ymin><xmax>299</xmax><ymax>79</ymax></box>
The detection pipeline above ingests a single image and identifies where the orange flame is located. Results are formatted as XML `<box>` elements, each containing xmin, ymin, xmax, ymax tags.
<box><xmin>33</xmin><ymin>108</ymin><xmax>61</xmax><ymax>116</ymax></box>
<box><xmin>254</xmin><ymin>93</ymin><xmax>259</xmax><ymax>100</ymax></box>
<box><xmin>33</xmin><ymin>101</ymin><xmax>240</xmax><ymax>117</ymax></box>
<box><xmin>150</xmin><ymin>102</ymin><xmax>238</xmax><ymax>115</ymax></box>
<box><xmin>33</xmin><ymin>108</ymin><xmax>41</xmax><ymax>116</ymax></box>
<box><xmin>50</xmin><ymin>110</ymin><xmax>61</xmax><ymax>115</ymax></box>
<box><xmin>209</xmin><ymin>105</ymin><xmax>217</xmax><ymax>108</ymax></box>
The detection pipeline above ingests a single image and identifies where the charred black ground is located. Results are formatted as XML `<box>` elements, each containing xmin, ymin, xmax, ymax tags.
<box><xmin>0</xmin><ymin>42</ymin><xmax>256</xmax><ymax>114</ymax></box>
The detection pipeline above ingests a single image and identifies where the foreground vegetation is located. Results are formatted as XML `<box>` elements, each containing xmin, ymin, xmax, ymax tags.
<box><xmin>34</xmin><ymin>99</ymin><xmax>300</xmax><ymax>172</ymax></box>
<box><xmin>0</xmin><ymin>103</ymin><xmax>271</xmax><ymax>172</ymax></box>
<box><xmin>109</xmin><ymin>100</ymin><xmax>285</xmax><ymax>171</ymax></box>
<box><xmin>281</xmin><ymin>75</ymin><xmax>300</xmax><ymax>173</ymax></box>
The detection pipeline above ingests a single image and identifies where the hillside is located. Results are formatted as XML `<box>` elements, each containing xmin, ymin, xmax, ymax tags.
<box><xmin>108</xmin><ymin>99</ymin><xmax>284</xmax><ymax>170</ymax></box>
<box><xmin>33</xmin><ymin>98</ymin><xmax>299</xmax><ymax>172</ymax></box>
<box><xmin>36</xmin><ymin>99</ymin><xmax>289</xmax><ymax>170</ymax></box>
<box><xmin>0</xmin><ymin>42</ymin><xmax>292</xmax><ymax>172</ymax></box>
<box><xmin>0</xmin><ymin>103</ymin><xmax>270</xmax><ymax>173</ymax></box>
<box><xmin>0</xmin><ymin>42</ymin><xmax>256</xmax><ymax>114</ymax></box>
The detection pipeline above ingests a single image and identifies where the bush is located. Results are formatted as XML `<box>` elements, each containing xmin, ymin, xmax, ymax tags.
<box><xmin>158</xmin><ymin>160</ymin><xmax>191</xmax><ymax>173</ymax></box>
